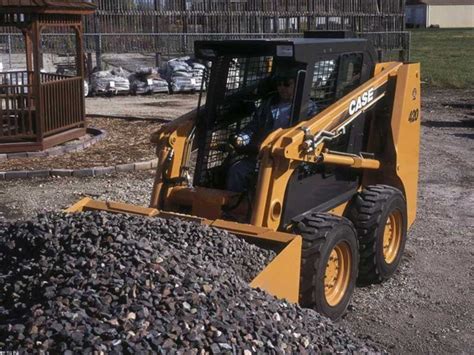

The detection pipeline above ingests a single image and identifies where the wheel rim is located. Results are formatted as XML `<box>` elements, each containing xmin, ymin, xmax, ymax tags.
<box><xmin>383</xmin><ymin>210</ymin><xmax>403</xmax><ymax>264</ymax></box>
<box><xmin>324</xmin><ymin>241</ymin><xmax>351</xmax><ymax>307</ymax></box>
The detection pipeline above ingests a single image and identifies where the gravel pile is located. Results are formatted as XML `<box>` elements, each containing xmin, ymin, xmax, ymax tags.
<box><xmin>0</xmin><ymin>212</ymin><xmax>384</xmax><ymax>353</ymax></box>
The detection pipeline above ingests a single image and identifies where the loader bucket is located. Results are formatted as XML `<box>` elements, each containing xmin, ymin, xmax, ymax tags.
<box><xmin>66</xmin><ymin>198</ymin><xmax>302</xmax><ymax>303</ymax></box>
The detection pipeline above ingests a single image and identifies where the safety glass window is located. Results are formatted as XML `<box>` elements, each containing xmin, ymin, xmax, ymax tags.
<box><xmin>310</xmin><ymin>59</ymin><xmax>339</xmax><ymax>109</ymax></box>
<box><xmin>336</xmin><ymin>53</ymin><xmax>363</xmax><ymax>99</ymax></box>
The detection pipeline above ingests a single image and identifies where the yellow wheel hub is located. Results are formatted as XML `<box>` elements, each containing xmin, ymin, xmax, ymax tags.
<box><xmin>383</xmin><ymin>210</ymin><xmax>403</xmax><ymax>264</ymax></box>
<box><xmin>324</xmin><ymin>242</ymin><xmax>351</xmax><ymax>307</ymax></box>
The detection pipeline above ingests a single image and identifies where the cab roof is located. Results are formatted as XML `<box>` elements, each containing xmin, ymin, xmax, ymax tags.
<box><xmin>195</xmin><ymin>37</ymin><xmax>376</xmax><ymax>63</ymax></box>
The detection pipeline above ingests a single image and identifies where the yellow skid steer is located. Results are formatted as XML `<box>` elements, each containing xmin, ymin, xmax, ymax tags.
<box><xmin>68</xmin><ymin>32</ymin><xmax>421</xmax><ymax>320</ymax></box>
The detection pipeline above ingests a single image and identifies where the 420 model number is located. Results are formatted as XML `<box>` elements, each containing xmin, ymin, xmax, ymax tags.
<box><xmin>409</xmin><ymin>108</ymin><xmax>420</xmax><ymax>123</ymax></box>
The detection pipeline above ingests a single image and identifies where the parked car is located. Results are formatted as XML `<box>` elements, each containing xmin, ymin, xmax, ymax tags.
<box><xmin>129</xmin><ymin>67</ymin><xmax>169</xmax><ymax>95</ymax></box>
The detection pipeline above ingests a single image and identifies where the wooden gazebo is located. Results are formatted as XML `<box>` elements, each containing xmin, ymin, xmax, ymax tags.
<box><xmin>0</xmin><ymin>1</ymin><xmax>95</xmax><ymax>153</ymax></box>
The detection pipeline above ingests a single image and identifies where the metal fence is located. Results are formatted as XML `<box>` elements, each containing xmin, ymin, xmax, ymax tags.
<box><xmin>0</xmin><ymin>0</ymin><xmax>409</xmax><ymax>62</ymax></box>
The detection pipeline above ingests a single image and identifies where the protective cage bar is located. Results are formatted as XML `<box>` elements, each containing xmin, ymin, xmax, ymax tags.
<box><xmin>194</xmin><ymin>55</ymin><xmax>275</xmax><ymax>188</ymax></box>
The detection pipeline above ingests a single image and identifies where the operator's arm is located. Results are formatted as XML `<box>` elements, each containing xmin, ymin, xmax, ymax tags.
<box><xmin>306</xmin><ymin>100</ymin><xmax>318</xmax><ymax>118</ymax></box>
<box><xmin>232</xmin><ymin>99</ymin><xmax>270</xmax><ymax>149</ymax></box>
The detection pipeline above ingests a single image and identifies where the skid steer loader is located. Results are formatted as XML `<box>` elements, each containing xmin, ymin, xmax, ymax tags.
<box><xmin>68</xmin><ymin>32</ymin><xmax>421</xmax><ymax>320</ymax></box>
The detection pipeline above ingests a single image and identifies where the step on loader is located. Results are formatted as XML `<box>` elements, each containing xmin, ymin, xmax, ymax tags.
<box><xmin>68</xmin><ymin>32</ymin><xmax>421</xmax><ymax>320</ymax></box>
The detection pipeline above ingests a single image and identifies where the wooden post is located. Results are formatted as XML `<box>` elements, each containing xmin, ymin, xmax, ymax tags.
<box><xmin>32</xmin><ymin>18</ymin><xmax>43</xmax><ymax>143</ymax></box>
<box><xmin>75</xmin><ymin>25</ymin><xmax>85</xmax><ymax>79</ymax></box>
<box><xmin>74</xmin><ymin>23</ymin><xmax>86</xmax><ymax>129</ymax></box>
<box><xmin>23</xmin><ymin>28</ymin><xmax>33</xmax><ymax>74</ymax></box>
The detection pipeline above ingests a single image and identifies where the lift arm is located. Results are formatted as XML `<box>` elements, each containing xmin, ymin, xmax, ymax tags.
<box><xmin>271</xmin><ymin>62</ymin><xmax>403</xmax><ymax>165</ymax></box>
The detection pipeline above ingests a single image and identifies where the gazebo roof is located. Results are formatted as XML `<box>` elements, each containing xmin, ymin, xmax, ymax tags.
<box><xmin>0</xmin><ymin>0</ymin><xmax>96</xmax><ymax>14</ymax></box>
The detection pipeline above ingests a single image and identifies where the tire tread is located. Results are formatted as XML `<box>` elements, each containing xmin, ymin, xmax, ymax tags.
<box><xmin>347</xmin><ymin>185</ymin><xmax>406</xmax><ymax>285</ymax></box>
<box><xmin>294</xmin><ymin>213</ymin><xmax>358</xmax><ymax>315</ymax></box>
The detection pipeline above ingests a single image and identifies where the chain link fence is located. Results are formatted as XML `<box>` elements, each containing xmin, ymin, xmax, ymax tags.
<box><xmin>1</xmin><ymin>0</ymin><xmax>409</xmax><ymax>70</ymax></box>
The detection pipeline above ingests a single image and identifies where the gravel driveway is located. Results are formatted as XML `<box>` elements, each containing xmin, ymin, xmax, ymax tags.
<box><xmin>0</xmin><ymin>88</ymin><xmax>472</xmax><ymax>353</ymax></box>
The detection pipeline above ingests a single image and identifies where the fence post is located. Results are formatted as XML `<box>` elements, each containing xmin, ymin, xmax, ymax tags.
<box><xmin>95</xmin><ymin>34</ymin><xmax>102</xmax><ymax>70</ymax></box>
<box><xmin>405</xmin><ymin>31</ymin><xmax>411</xmax><ymax>62</ymax></box>
<box><xmin>155</xmin><ymin>52</ymin><xmax>162</xmax><ymax>68</ymax></box>
<box><xmin>94</xmin><ymin>14</ymin><xmax>102</xmax><ymax>70</ymax></box>
<box><xmin>87</xmin><ymin>52</ymin><xmax>93</xmax><ymax>80</ymax></box>
<box><xmin>154</xmin><ymin>0</ymin><xmax>160</xmax><ymax>67</ymax></box>
<box><xmin>7</xmin><ymin>34</ymin><xmax>12</xmax><ymax>68</ymax></box>
<box><xmin>378</xmin><ymin>50</ymin><xmax>384</xmax><ymax>62</ymax></box>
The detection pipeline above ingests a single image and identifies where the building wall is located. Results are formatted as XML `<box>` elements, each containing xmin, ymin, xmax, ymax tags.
<box><xmin>406</xmin><ymin>5</ymin><xmax>427</xmax><ymax>27</ymax></box>
<box><xmin>428</xmin><ymin>5</ymin><xmax>474</xmax><ymax>28</ymax></box>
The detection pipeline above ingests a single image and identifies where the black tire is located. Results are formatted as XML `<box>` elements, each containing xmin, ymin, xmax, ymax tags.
<box><xmin>346</xmin><ymin>185</ymin><xmax>407</xmax><ymax>286</ymax></box>
<box><xmin>294</xmin><ymin>213</ymin><xmax>359</xmax><ymax>320</ymax></box>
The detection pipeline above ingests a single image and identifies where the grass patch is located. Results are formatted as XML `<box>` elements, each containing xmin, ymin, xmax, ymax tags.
<box><xmin>410</xmin><ymin>28</ymin><xmax>474</xmax><ymax>89</ymax></box>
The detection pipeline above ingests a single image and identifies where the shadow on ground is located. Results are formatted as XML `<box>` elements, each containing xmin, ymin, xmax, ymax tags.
<box><xmin>422</xmin><ymin>119</ymin><xmax>473</xmax><ymax>128</ymax></box>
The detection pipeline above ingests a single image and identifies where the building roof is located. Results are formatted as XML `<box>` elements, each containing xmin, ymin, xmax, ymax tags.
<box><xmin>407</xmin><ymin>0</ymin><xmax>474</xmax><ymax>5</ymax></box>
<box><xmin>0</xmin><ymin>0</ymin><xmax>96</xmax><ymax>14</ymax></box>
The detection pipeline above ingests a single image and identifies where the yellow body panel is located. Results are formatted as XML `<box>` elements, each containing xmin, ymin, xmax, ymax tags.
<box><xmin>249</xmin><ymin>236</ymin><xmax>302</xmax><ymax>303</ymax></box>
<box><xmin>389</xmin><ymin>63</ymin><xmax>421</xmax><ymax>226</ymax></box>
<box><xmin>364</xmin><ymin>62</ymin><xmax>421</xmax><ymax>227</ymax></box>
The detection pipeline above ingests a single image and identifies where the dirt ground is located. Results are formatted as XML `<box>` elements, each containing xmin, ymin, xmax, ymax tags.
<box><xmin>86</xmin><ymin>93</ymin><xmax>199</xmax><ymax>120</ymax></box>
<box><xmin>339</xmin><ymin>88</ymin><xmax>473</xmax><ymax>353</ymax></box>
<box><xmin>0</xmin><ymin>88</ymin><xmax>472</xmax><ymax>353</ymax></box>
<box><xmin>0</xmin><ymin>117</ymin><xmax>161</xmax><ymax>171</ymax></box>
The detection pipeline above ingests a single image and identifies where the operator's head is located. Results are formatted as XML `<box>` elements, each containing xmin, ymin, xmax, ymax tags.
<box><xmin>276</xmin><ymin>77</ymin><xmax>295</xmax><ymax>103</ymax></box>
<box><xmin>273</xmin><ymin>66</ymin><xmax>299</xmax><ymax>103</ymax></box>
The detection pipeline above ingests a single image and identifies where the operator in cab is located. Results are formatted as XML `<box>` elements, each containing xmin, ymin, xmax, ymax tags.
<box><xmin>226</xmin><ymin>66</ymin><xmax>317</xmax><ymax>193</ymax></box>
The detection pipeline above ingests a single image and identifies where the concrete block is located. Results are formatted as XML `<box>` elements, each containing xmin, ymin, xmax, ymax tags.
<box><xmin>28</xmin><ymin>170</ymin><xmax>51</xmax><ymax>178</ymax></box>
<box><xmin>116</xmin><ymin>163</ymin><xmax>135</xmax><ymax>172</ymax></box>
<box><xmin>151</xmin><ymin>159</ymin><xmax>159</xmax><ymax>169</ymax></box>
<box><xmin>83</xmin><ymin>140</ymin><xmax>92</xmax><ymax>148</ymax></box>
<box><xmin>0</xmin><ymin>154</ymin><xmax>7</xmax><ymax>161</ymax></box>
<box><xmin>73</xmin><ymin>168</ymin><xmax>95</xmax><ymax>177</ymax></box>
<box><xmin>27</xmin><ymin>151</ymin><xmax>48</xmax><ymax>158</ymax></box>
<box><xmin>93</xmin><ymin>166</ymin><xmax>116</xmax><ymax>176</ymax></box>
<box><xmin>51</xmin><ymin>169</ymin><xmax>74</xmax><ymax>177</ymax></box>
<box><xmin>5</xmin><ymin>171</ymin><xmax>28</xmax><ymax>180</ymax></box>
<box><xmin>7</xmin><ymin>152</ymin><xmax>28</xmax><ymax>159</ymax></box>
<box><xmin>64</xmin><ymin>145</ymin><xmax>79</xmax><ymax>153</ymax></box>
<box><xmin>75</xmin><ymin>144</ymin><xmax>86</xmax><ymax>152</ymax></box>
<box><xmin>47</xmin><ymin>147</ymin><xmax>63</xmax><ymax>157</ymax></box>
<box><xmin>134</xmin><ymin>161</ymin><xmax>152</xmax><ymax>171</ymax></box>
